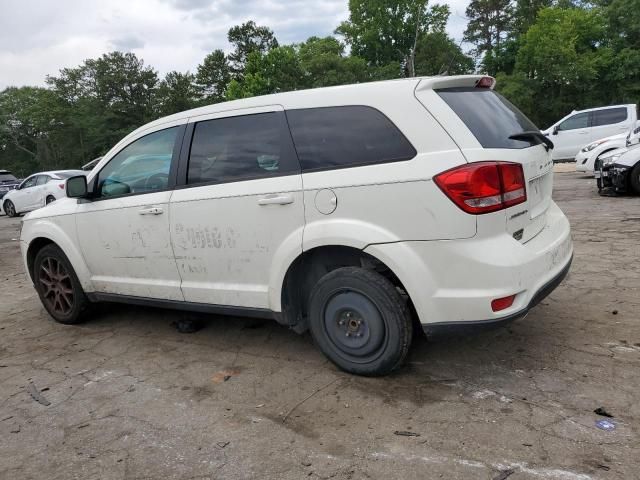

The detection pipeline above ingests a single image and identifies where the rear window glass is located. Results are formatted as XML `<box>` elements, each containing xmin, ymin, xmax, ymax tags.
<box><xmin>437</xmin><ymin>88</ymin><xmax>539</xmax><ymax>149</ymax></box>
<box><xmin>286</xmin><ymin>106</ymin><xmax>416</xmax><ymax>171</ymax></box>
<box><xmin>592</xmin><ymin>108</ymin><xmax>627</xmax><ymax>127</ymax></box>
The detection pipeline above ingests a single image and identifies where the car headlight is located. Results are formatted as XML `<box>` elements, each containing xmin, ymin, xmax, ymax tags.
<box><xmin>603</xmin><ymin>154</ymin><xmax>621</xmax><ymax>166</ymax></box>
<box><xmin>582</xmin><ymin>140</ymin><xmax>607</xmax><ymax>152</ymax></box>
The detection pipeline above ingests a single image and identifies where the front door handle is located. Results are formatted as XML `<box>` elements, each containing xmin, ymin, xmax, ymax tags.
<box><xmin>138</xmin><ymin>206</ymin><xmax>164</xmax><ymax>215</ymax></box>
<box><xmin>258</xmin><ymin>195</ymin><xmax>294</xmax><ymax>206</ymax></box>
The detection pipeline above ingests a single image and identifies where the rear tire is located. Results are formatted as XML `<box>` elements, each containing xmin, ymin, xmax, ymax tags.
<box><xmin>308</xmin><ymin>267</ymin><xmax>413</xmax><ymax>376</ymax></box>
<box><xmin>33</xmin><ymin>244</ymin><xmax>88</xmax><ymax>325</ymax></box>
<box><xmin>45</xmin><ymin>195</ymin><xmax>56</xmax><ymax>205</ymax></box>
<box><xmin>3</xmin><ymin>200</ymin><xmax>17</xmax><ymax>217</ymax></box>
<box><xmin>629</xmin><ymin>164</ymin><xmax>640</xmax><ymax>195</ymax></box>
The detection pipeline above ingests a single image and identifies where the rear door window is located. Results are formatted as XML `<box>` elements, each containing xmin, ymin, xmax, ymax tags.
<box><xmin>36</xmin><ymin>175</ymin><xmax>49</xmax><ymax>186</ymax></box>
<box><xmin>187</xmin><ymin>112</ymin><xmax>299</xmax><ymax>185</ymax></box>
<box><xmin>592</xmin><ymin>108</ymin><xmax>628</xmax><ymax>127</ymax></box>
<box><xmin>436</xmin><ymin>87</ymin><xmax>539</xmax><ymax>149</ymax></box>
<box><xmin>286</xmin><ymin>106</ymin><xmax>416</xmax><ymax>171</ymax></box>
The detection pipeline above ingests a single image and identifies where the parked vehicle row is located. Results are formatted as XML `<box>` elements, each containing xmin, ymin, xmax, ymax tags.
<box><xmin>19</xmin><ymin>75</ymin><xmax>573</xmax><ymax>376</ymax></box>
<box><xmin>542</xmin><ymin>104</ymin><xmax>637</xmax><ymax>162</ymax></box>
<box><xmin>596</xmin><ymin>130</ymin><xmax>640</xmax><ymax>194</ymax></box>
<box><xmin>1</xmin><ymin>170</ymin><xmax>86</xmax><ymax>217</ymax></box>
<box><xmin>0</xmin><ymin>170</ymin><xmax>22</xmax><ymax>203</ymax></box>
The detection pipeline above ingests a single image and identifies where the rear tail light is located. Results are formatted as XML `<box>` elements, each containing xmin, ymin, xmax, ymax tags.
<box><xmin>434</xmin><ymin>162</ymin><xmax>526</xmax><ymax>214</ymax></box>
<box><xmin>491</xmin><ymin>294</ymin><xmax>516</xmax><ymax>312</ymax></box>
<box><xmin>58</xmin><ymin>183</ymin><xmax>65</xmax><ymax>190</ymax></box>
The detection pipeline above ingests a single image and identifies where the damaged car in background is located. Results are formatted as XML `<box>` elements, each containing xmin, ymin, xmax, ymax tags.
<box><xmin>597</xmin><ymin>125</ymin><xmax>640</xmax><ymax>194</ymax></box>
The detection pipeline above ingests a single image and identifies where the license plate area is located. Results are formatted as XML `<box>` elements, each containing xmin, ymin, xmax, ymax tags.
<box><xmin>528</xmin><ymin>172</ymin><xmax>552</xmax><ymax>219</ymax></box>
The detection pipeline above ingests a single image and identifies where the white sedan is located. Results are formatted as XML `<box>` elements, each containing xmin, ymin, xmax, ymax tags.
<box><xmin>1</xmin><ymin>170</ymin><xmax>86</xmax><ymax>217</ymax></box>
<box><xmin>575</xmin><ymin>132</ymin><xmax>629</xmax><ymax>175</ymax></box>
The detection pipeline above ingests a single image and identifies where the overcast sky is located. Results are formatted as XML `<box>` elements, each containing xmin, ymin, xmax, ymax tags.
<box><xmin>0</xmin><ymin>0</ymin><xmax>470</xmax><ymax>90</ymax></box>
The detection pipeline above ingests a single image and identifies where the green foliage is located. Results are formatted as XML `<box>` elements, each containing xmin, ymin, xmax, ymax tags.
<box><xmin>227</xmin><ymin>21</ymin><xmax>279</xmax><ymax>75</ymax></box>
<box><xmin>414</xmin><ymin>32</ymin><xmax>475</xmax><ymax>75</ymax></box>
<box><xmin>195</xmin><ymin>50</ymin><xmax>231</xmax><ymax>104</ymax></box>
<box><xmin>156</xmin><ymin>71</ymin><xmax>200</xmax><ymax>116</ymax></box>
<box><xmin>336</xmin><ymin>0</ymin><xmax>450</xmax><ymax>70</ymax></box>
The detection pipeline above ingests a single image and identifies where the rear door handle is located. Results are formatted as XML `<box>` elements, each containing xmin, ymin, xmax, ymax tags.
<box><xmin>258</xmin><ymin>195</ymin><xmax>294</xmax><ymax>206</ymax></box>
<box><xmin>138</xmin><ymin>206</ymin><xmax>164</xmax><ymax>215</ymax></box>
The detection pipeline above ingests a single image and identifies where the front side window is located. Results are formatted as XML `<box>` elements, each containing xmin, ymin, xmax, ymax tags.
<box><xmin>592</xmin><ymin>108</ymin><xmax>628</xmax><ymax>127</ymax></box>
<box><xmin>187</xmin><ymin>112</ymin><xmax>297</xmax><ymax>185</ymax></box>
<box><xmin>96</xmin><ymin>127</ymin><xmax>178</xmax><ymax>198</ymax></box>
<box><xmin>558</xmin><ymin>112</ymin><xmax>589</xmax><ymax>131</ymax></box>
<box><xmin>21</xmin><ymin>176</ymin><xmax>37</xmax><ymax>189</ymax></box>
<box><xmin>286</xmin><ymin>106</ymin><xmax>416</xmax><ymax>171</ymax></box>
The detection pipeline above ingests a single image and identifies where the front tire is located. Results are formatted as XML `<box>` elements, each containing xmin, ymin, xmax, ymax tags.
<box><xmin>308</xmin><ymin>267</ymin><xmax>412</xmax><ymax>376</ymax></box>
<box><xmin>3</xmin><ymin>200</ymin><xmax>17</xmax><ymax>217</ymax></box>
<box><xmin>33</xmin><ymin>244</ymin><xmax>88</xmax><ymax>324</ymax></box>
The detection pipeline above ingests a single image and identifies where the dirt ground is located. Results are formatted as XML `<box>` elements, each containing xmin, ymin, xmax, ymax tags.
<box><xmin>1</xmin><ymin>170</ymin><xmax>639</xmax><ymax>480</ymax></box>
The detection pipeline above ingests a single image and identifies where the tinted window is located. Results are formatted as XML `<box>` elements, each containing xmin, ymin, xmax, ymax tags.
<box><xmin>558</xmin><ymin>112</ymin><xmax>589</xmax><ymax>131</ymax></box>
<box><xmin>592</xmin><ymin>108</ymin><xmax>627</xmax><ymax>127</ymax></box>
<box><xmin>36</xmin><ymin>175</ymin><xmax>49</xmax><ymax>185</ymax></box>
<box><xmin>97</xmin><ymin>127</ymin><xmax>178</xmax><ymax>198</ymax></box>
<box><xmin>437</xmin><ymin>88</ymin><xmax>539</xmax><ymax>149</ymax></box>
<box><xmin>286</xmin><ymin>106</ymin><xmax>416</xmax><ymax>171</ymax></box>
<box><xmin>188</xmin><ymin>112</ymin><xmax>297</xmax><ymax>185</ymax></box>
<box><xmin>21</xmin><ymin>176</ymin><xmax>37</xmax><ymax>189</ymax></box>
<box><xmin>0</xmin><ymin>173</ymin><xmax>16</xmax><ymax>182</ymax></box>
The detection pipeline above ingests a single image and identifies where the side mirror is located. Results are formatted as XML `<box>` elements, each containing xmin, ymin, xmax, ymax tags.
<box><xmin>552</xmin><ymin>125</ymin><xmax>560</xmax><ymax>135</ymax></box>
<box><xmin>66</xmin><ymin>175</ymin><xmax>88</xmax><ymax>198</ymax></box>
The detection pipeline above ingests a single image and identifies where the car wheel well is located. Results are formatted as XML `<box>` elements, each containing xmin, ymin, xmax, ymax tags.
<box><xmin>27</xmin><ymin>238</ymin><xmax>56</xmax><ymax>281</ymax></box>
<box><xmin>280</xmin><ymin>245</ymin><xmax>415</xmax><ymax>333</ymax></box>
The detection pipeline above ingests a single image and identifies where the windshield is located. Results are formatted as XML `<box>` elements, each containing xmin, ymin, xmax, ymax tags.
<box><xmin>437</xmin><ymin>87</ymin><xmax>540</xmax><ymax>149</ymax></box>
<box><xmin>0</xmin><ymin>173</ymin><xmax>17</xmax><ymax>182</ymax></box>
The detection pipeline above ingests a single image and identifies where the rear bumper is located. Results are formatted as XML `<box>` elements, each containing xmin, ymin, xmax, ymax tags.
<box><xmin>422</xmin><ymin>254</ymin><xmax>572</xmax><ymax>337</ymax></box>
<box><xmin>364</xmin><ymin>201</ymin><xmax>573</xmax><ymax>334</ymax></box>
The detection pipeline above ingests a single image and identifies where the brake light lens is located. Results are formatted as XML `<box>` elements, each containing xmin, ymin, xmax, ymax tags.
<box><xmin>58</xmin><ymin>183</ymin><xmax>65</xmax><ymax>190</ymax></box>
<box><xmin>476</xmin><ymin>76</ymin><xmax>495</xmax><ymax>89</ymax></box>
<box><xmin>434</xmin><ymin>162</ymin><xmax>527</xmax><ymax>214</ymax></box>
<box><xmin>491</xmin><ymin>294</ymin><xmax>516</xmax><ymax>312</ymax></box>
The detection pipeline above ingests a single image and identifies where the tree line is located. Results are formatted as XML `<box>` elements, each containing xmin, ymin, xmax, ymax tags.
<box><xmin>0</xmin><ymin>0</ymin><xmax>637</xmax><ymax>176</ymax></box>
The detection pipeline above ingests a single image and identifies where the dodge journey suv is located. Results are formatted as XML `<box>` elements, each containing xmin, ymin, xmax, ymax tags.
<box><xmin>20</xmin><ymin>75</ymin><xmax>573</xmax><ymax>376</ymax></box>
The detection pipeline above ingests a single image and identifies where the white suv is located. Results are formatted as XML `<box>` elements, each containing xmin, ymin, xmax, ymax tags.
<box><xmin>20</xmin><ymin>75</ymin><xmax>573</xmax><ymax>376</ymax></box>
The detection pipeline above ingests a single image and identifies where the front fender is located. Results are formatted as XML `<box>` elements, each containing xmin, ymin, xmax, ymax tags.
<box><xmin>21</xmin><ymin>216</ymin><xmax>94</xmax><ymax>292</ymax></box>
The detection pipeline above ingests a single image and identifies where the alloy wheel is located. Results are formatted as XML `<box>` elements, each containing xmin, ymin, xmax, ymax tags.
<box><xmin>38</xmin><ymin>257</ymin><xmax>74</xmax><ymax>316</ymax></box>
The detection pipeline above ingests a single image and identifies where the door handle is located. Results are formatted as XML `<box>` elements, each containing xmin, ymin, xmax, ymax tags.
<box><xmin>258</xmin><ymin>194</ymin><xmax>294</xmax><ymax>206</ymax></box>
<box><xmin>138</xmin><ymin>206</ymin><xmax>164</xmax><ymax>215</ymax></box>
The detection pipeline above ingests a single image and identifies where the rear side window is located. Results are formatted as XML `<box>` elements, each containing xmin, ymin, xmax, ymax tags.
<box><xmin>592</xmin><ymin>108</ymin><xmax>628</xmax><ymax>127</ymax></box>
<box><xmin>36</xmin><ymin>175</ymin><xmax>49</xmax><ymax>185</ymax></box>
<box><xmin>187</xmin><ymin>112</ymin><xmax>298</xmax><ymax>185</ymax></box>
<box><xmin>437</xmin><ymin>88</ymin><xmax>539</xmax><ymax>149</ymax></box>
<box><xmin>286</xmin><ymin>106</ymin><xmax>416</xmax><ymax>171</ymax></box>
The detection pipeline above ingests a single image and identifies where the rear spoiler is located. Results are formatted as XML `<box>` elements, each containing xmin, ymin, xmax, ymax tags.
<box><xmin>415</xmin><ymin>75</ymin><xmax>496</xmax><ymax>92</ymax></box>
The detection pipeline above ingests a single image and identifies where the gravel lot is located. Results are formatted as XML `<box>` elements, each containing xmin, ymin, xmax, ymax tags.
<box><xmin>1</xmin><ymin>170</ymin><xmax>639</xmax><ymax>480</ymax></box>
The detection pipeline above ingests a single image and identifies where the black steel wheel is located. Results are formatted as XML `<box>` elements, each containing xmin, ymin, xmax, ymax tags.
<box><xmin>3</xmin><ymin>200</ymin><xmax>16</xmax><ymax>217</ymax></box>
<box><xmin>33</xmin><ymin>244</ymin><xmax>88</xmax><ymax>324</ymax></box>
<box><xmin>308</xmin><ymin>267</ymin><xmax>412</xmax><ymax>376</ymax></box>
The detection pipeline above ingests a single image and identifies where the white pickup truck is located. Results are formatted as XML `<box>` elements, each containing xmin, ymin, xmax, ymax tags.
<box><xmin>541</xmin><ymin>104</ymin><xmax>638</xmax><ymax>161</ymax></box>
